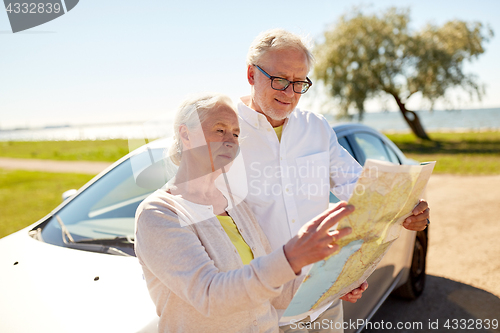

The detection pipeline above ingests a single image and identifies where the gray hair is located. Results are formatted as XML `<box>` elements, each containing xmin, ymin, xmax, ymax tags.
<box><xmin>246</xmin><ymin>28</ymin><xmax>314</xmax><ymax>71</ymax></box>
<box><xmin>168</xmin><ymin>92</ymin><xmax>235</xmax><ymax>166</ymax></box>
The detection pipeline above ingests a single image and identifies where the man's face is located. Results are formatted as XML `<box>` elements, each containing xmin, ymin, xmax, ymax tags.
<box><xmin>248</xmin><ymin>47</ymin><xmax>309</xmax><ymax>126</ymax></box>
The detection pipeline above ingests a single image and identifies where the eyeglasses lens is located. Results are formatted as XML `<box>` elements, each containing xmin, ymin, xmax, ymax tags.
<box><xmin>271</xmin><ymin>78</ymin><xmax>310</xmax><ymax>94</ymax></box>
<box><xmin>295</xmin><ymin>82</ymin><xmax>310</xmax><ymax>94</ymax></box>
<box><xmin>270</xmin><ymin>78</ymin><xmax>288</xmax><ymax>91</ymax></box>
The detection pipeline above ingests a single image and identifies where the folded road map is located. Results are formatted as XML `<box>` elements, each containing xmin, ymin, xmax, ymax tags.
<box><xmin>282</xmin><ymin>159</ymin><xmax>436</xmax><ymax>322</ymax></box>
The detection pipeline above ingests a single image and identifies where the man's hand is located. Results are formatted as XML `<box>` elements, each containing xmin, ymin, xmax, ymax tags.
<box><xmin>284</xmin><ymin>202</ymin><xmax>354</xmax><ymax>274</ymax></box>
<box><xmin>403</xmin><ymin>199</ymin><xmax>430</xmax><ymax>231</ymax></box>
<box><xmin>340</xmin><ymin>281</ymin><xmax>368</xmax><ymax>303</ymax></box>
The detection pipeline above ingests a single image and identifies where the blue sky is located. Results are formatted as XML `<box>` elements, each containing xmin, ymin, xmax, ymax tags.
<box><xmin>1</xmin><ymin>0</ymin><xmax>498</xmax><ymax>129</ymax></box>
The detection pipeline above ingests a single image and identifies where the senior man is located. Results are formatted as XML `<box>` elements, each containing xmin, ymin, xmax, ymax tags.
<box><xmin>221</xmin><ymin>29</ymin><xmax>430</xmax><ymax>332</ymax></box>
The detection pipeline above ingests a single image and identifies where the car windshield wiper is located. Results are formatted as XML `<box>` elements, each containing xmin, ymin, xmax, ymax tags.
<box><xmin>56</xmin><ymin>214</ymin><xmax>75</xmax><ymax>243</ymax></box>
<box><xmin>55</xmin><ymin>215</ymin><xmax>132</xmax><ymax>257</ymax></box>
<box><xmin>74</xmin><ymin>236</ymin><xmax>135</xmax><ymax>248</ymax></box>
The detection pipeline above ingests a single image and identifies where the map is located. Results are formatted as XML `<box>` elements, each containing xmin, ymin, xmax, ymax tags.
<box><xmin>281</xmin><ymin>159</ymin><xmax>436</xmax><ymax>321</ymax></box>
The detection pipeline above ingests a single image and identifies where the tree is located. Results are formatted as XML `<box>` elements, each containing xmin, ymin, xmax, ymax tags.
<box><xmin>314</xmin><ymin>7</ymin><xmax>493</xmax><ymax>140</ymax></box>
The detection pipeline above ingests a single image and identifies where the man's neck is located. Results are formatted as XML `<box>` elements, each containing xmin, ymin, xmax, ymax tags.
<box><xmin>241</xmin><ymin>95</ymin><xmax>286</xmax><ymax>128</ymax></box>
<box><xmin>263</xmin><ymin>114</ymin><xmax>285</xmax><ymax>128</ymax></box>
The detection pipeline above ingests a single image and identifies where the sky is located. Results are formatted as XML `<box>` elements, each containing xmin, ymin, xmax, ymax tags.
<box><xmin>1</xmin><ymin>0</ymin><xmax>499</xmax><ymax>129</ymax></box>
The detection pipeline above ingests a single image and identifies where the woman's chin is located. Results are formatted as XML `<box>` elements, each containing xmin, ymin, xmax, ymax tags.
<box><xmin>213</xmin><ymin>157</ymin><xmax>234</xmax><ymax>172</ymax></box>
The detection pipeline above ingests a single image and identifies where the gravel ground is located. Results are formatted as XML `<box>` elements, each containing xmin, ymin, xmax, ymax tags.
<box><xmin>426</xmin><ymin>175</ymin><xmax>500</xmax><ymax>298</ymax></box>
<box><xmin>367</xmin><ymin>174</ymin><xmax>500</xmax><ymax>333</ymax></box>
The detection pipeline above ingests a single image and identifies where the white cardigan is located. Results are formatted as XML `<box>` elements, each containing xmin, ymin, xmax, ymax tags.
<box><xmin>135</xmin><ymin>190</ymin><xmax>298</xmax><ymax>333</ymax></box>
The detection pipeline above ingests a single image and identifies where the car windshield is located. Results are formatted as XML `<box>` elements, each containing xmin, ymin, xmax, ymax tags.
<box><xmin>39</xmin><ymin>145</ymin><xmax>177</xmax><ymax>256</ymax></box>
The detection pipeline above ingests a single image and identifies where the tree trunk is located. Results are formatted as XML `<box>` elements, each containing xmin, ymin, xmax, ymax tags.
<box><xmin>391</xmin><ymin>94</ymin><xmax>431</xmax><ymax>140</ymax></box>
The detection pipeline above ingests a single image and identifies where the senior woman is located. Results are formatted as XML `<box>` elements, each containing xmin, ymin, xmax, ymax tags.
<box><xmin>135</xmin><ymin>93</ymin><xmax>354</xmax><ymax>333</ymax></box>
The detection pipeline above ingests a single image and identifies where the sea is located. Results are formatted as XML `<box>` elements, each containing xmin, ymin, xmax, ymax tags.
<box><xmin>1</xmin><ymin>108</ymin><xmax>499</xmax><ymax>141</ymax></box>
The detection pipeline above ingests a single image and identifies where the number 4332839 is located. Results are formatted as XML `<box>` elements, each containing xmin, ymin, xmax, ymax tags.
<box><xmin>5</xmin><ymin>3</ymin><xmax>61</xmax><ymax>14</ymax></box>
<box><xmin>443</xmin><ymin>318</ymin><xmax>498</xmax><ymax>330</ymax></box>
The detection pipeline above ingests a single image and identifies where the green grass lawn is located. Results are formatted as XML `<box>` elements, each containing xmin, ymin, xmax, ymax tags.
<box><xmin>0</xmin><ymin>139</ymin><xmax>130</xmax><ymax>162</ymax></box>
<box><xmin>0</xmin><ymin>169</ymin><xmax>94</xmax><ymax>239</ymax></box>
<box><xmin>1</xmin><ymin>132</ymin><xmax>500</xmax><ymax>174</ymax></box>
<box><xmin>385</xmin><ymin>131</ymin><xmax>500</xmax><ymax>175</ymax></box>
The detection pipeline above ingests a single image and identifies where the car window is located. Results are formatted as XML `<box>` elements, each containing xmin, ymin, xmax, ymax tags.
<box><xmin>40</xmin><ymin>149</ymin><xmax>177</xmax><ymax>256</ymax></box>
<box><xmin>384</xmin><ymin>143</ymin><xmax>401</xmax><ymax>164</ymax></box>
<box><xmin>353</xmin><ymin>132</ymin><xmax>391</xmax><ymax>164</ymax></box>
<box><xmin>337</xmin><ymin>136</ymin><xmax>355</xmax><ymax>157</ymax></box>
<box><xmin>329</xmin><ymin>136</ymin><xmax>355</xmax><ymax>205</ymax></box>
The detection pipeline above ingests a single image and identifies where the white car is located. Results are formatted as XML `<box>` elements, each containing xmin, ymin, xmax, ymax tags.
<box><xmin>0</xmin><ymin>124</ymin><xmax>427</xmax><ymax>333</ymax></box>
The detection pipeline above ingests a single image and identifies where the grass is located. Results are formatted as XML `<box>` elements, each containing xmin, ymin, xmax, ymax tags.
<box><xmin>1</xmin><ymin>131</ymin><xmax>499</xmax><ymax>176</ymax></box>
<box><xmin>385</xmin><ymin>131</ymin><xmax>500</xmax><ymax>175</ymax></box>
<box><xmin>0</xmin><ymin>139</ymin><xmax>130</xmax><ymax>162</ymax></box>
<box><xmin>0</xmin><ymin>169</ymin><xmax>94</xmax><ymax>239</ymax></box>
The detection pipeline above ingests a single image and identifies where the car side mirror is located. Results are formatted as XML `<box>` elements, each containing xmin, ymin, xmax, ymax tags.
<box><xmin>62</xmin><ymin>189</ymin><xmax>77</xmax><ymax>202</ymax></box>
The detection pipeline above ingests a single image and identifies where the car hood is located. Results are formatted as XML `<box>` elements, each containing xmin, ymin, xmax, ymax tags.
<box><xmin>0</xmin><ymin>228</ymin><xmax>158</xmax><ymax>333</ymax></box>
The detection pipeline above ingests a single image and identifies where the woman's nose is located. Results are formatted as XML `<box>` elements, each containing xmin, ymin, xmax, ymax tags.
<box><xmin>224</xmin><ymin>134</ymin><xmax>238</xmax><ymax>145</ymax></box>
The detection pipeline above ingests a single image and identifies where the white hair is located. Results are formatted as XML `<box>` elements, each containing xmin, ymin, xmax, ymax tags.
<box><xmin>168</xmin><ymin>93</ymin><xmax>234</xmax><ymax>166</ymax></box>
<box><xmin>246</xmin><ymin>28</ymin><xmax>314</xmax><ymax>71</ymax></box>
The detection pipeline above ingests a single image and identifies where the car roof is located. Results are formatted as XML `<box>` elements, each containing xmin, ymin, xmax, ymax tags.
<box><xmin>331</xmin><ymin>122</ymin><xmax>382</xmax><ymax>137</ymax></box>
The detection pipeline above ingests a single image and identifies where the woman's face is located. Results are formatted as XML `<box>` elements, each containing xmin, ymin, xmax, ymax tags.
<box><xmin>182</xmin><ymin>103</ymin><xmax>240</xmax><ymax>172</ymax></box>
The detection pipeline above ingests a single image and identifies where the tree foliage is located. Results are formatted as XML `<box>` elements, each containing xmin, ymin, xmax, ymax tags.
<box><xmin>314</xmin><ymin>7</ymin><xmax>493</xmax><ymax>139</ymax></box>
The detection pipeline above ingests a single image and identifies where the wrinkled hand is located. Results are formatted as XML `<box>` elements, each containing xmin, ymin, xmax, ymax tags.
<box><xmin>403</xmin><ymin>199</ymin><xmax>430</xmax><ymax>231</ymax></box>
<box><xmin>340</xmin><ymin>281</ymin><xmax>368</xmax><ymax>303</ymax></box>
<box><xmin>284</xmin><ymin>202</ymin><xmax>354</xmax><ymax>274</ymax></box>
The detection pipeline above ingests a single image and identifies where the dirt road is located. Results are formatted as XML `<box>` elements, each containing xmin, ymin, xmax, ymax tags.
<box><xmin>367</xmin><ymin>174</ymin><xmax>500</xmax><ymax>332</ymax></box>
<box><xmin>426</xmin><ymin>175</ymin><xmax>500</xmax><ymax>298</ymax></box>
<box><xmin>0</xmin><ymin>157</ymin><xmax>111</xmax><ymax>174</ymax></box>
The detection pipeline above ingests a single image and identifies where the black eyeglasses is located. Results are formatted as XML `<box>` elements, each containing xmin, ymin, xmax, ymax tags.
<box><xmin>253</xmin><ymin>65</ymin><xmax>312</xmax><ymax>94</ymax></box>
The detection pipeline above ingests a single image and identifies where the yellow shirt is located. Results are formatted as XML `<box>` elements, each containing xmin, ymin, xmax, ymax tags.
<box><xmin>216</xmin><ymin>215</ymin><xmax>254</xmax><ymax>265</ymax></box>
<box><xmin>274</xmin><ymin>125</ymin><xmax>283</xmax><ymax>142</ymax></box>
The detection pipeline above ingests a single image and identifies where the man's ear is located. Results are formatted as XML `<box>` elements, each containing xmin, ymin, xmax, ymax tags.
<box><xmin>247</xmin><ymin>65</ymin><xmax>255</xmax><ymax>85</ymax></box>
<box><xmin>179</xmin><ymin>125</ymin><xmax>190</xmax><ymax>149</ymax></box>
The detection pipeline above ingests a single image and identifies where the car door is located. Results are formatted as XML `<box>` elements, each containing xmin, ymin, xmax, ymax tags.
<box><xmin>346</xmin><ymin>131</ymin><xmax>412</xmax><ymax>275</ymax></box>
<box><xmin>336</xmin><ymin>130</ymin><xmax>415</xmax><ymax>332</ymax></box>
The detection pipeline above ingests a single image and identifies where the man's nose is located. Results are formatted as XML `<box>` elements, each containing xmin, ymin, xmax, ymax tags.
<box><xmin>283</xmin><ymin>83</ymin><xmax>295</xmax><ymax>97</ymax></box>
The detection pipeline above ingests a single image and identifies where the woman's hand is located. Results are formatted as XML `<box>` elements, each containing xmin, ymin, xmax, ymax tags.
<box><xmin>284</xmin><ymin>201</ymin><xmax>354</xmax><ymax>274</ymax></box>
